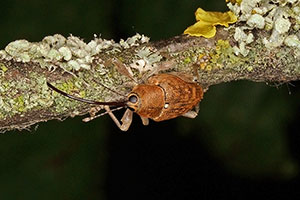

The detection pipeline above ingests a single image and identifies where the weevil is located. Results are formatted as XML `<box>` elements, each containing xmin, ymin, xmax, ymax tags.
<box><xmin>47</xmin><ymin>73</ymin><xmax>203</xmax><ymax>131</ymax></box>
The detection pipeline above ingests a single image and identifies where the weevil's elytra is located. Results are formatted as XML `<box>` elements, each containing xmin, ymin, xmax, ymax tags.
<box><xmin>135</xmin><ymin>74</ymin><xmax>203</xmax><ymax>121</ymax></box>
<box><xmin>47</xmin><ymin>73</ymin><xmax>204</xmax><ymax>131</ymax></box>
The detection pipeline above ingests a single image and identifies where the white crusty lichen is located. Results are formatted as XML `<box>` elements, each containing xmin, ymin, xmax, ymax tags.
<box><xmin>233</xmin><ymin>27</ymin><xmax>254</xmax><ymax>56</ymax></box>
<box><xmin>130</xmin><ymin>46</ymin><xmax>163</xmax><ymax>73</ymax></box>
<box><xmin>246</xmin><ymin>14</ymin><xmax>265</xmax><ymax>29</ymax></box>
<box><xmin>228</xmin><ymin>0</ymin><xmax>300</xmax><ymax>54</ymax></box>
<box><xmin>284</xmin><ymin>34</ymin><xmax>300</xmax><ymax>48</ymax></box>
<box><xmin>0</xmin><ymin>33</ymin><xmax>150</xmax><ymax>72</ymax></box>
<box><xmin>120</xmin><ymin>33</ymin><xmax>150</xmax><ymax>49</ymax></box>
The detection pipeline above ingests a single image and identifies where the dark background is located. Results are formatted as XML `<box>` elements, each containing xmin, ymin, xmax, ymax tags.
<box><xmin>0</xmin><ymin>0</ymin><xmax>299</xmax><ymax>199</ymax></box>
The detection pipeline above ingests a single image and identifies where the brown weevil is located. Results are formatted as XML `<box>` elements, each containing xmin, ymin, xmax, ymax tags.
<box><xmin>47</xmin><ymin>73</ymin><xmax>204</xmax><ymax>131</ymax></box>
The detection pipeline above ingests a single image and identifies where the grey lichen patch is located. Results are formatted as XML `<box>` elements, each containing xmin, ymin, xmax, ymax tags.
<box><xmin>95</xmin><ymin>35</ymin><xmax>172</xmax><ymax>78</ymax></box>
<box><xmin>228</xmin><ymin>0</ymin><xmax>300</xmax><ymax>56</ymax></box>
<box><xmin>1</xmin><ymin>33</ymin><xmax>151</xmax><ymax>74</ymax></box>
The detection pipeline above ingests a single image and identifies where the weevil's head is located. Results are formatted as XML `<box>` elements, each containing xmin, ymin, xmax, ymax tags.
<box><xmin>126</xmin><ymin>84</ymin><xmax>165</xmax><ymax>119</ymax></box>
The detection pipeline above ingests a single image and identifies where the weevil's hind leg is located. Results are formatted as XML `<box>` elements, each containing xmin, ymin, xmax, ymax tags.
<box><xmin>181</xmin><ymin>103</ymin><xmax>200</xmax><ymax>119</ymax></box>
<box><xmin>181</xmin><ymin>110</ymin><xmax>198</xmax><ymax>118</ymax></box>
<box><xmin>194</xmin><ymin>103</ymin><xmax>200</xmax><ymax>114</ymax></box>
<box><xmin>140</xmin><ymin>116</ymin><xmax>149</xmax><ymax>126</ymax></box>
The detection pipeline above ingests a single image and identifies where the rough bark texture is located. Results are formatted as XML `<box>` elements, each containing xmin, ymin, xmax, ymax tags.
<box><xmin>0</xmin><ymin>26</ymin><xmax>299</xmax><ymax>132</ymax></box>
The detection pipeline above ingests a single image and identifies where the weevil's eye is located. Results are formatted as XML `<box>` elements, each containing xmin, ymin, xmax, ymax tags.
<box><xmin>128</xmin><ymin>94</ymin><xmax>138</xmax><ymax>104</ymax></box>
<box><xmin>127</xmin><ymin>93</ymin><xmax>140</xmax><ymax>112</ymax></box>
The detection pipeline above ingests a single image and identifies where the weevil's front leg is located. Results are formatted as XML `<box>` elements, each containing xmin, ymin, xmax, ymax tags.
<box><xmin>84</xmin><ymin>106</ymin><xmax>132</xmax><ymax>131</ymax></box>
<box><xmin>120</xmin><ymin>108</ymin><xmax>134</xmax><ymax>131</ymax></box>
<box><xmin>103</xmin><ymin>106</ymin><xmax>133</xmax><ymax>131</ymax></box>
<box><xmin>83</xmin><ymin>106</ymin><xmax>123</xmax><ymax>122</ymax></box>
<box><xmin>82</xmin><ymin>106</ymin><xmax>103</xmax><ymax>122</ymax></box>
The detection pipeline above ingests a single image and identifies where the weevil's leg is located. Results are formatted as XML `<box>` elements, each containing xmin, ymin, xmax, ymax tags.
<box><xmin>112</xmin><ymin>58</ymin><xmax>137</xmax><ymax>83</ymax></box>
<box><xmin>144</xmin><ymin>60</ymin><xmax>176</xmax><ymax>80</ymax></box>
<box><xmin>103</xmin><ymin>105</ymin><xmax>125</xmax><ymax>131</ymax></box>
<box><xmin>84</xmin><ymin>106</ymin><xmax>132</xmax><ymax>131</ymax></box>
<box><xmin>192</xmin><ymin>63</ymin><xmax>200</xmax><ymax>82</ymax></box>
<box><xmin>120</xmin><ymin>108</ymin><xmax>133</xmax><ymax>131</ymax></box>
<box><xmin>83</xmin><ymin>106</ymin><xmax>123</xmax><ymax>122</ymax></box>
<box><xmin>83</xmin><ymin>106</ymin><xmax>103</xmax><ymax>122</ymax></box>
<box><xmin>182</xmin><ymin>103</ymin><xmax>200</xmax><ymax>119</ymax></box>
<box><xmin>105</xmin><ymin>106</ymin><xmax>132</xmax><ymax>131</ymax></box>
<box><xmin>194</xmin><ymin>103</ymin><xmax>200</xmax><ymax>114</ymax></box>
<box><xmin>181</xmin><ymin>110</ymin><xmax>198</xmax><ymax>119</ymax></box>
<box><xmin>90</xmin><ymin>106</ymin><xmax>102</xmax><ymax>117</ymax></box>
<box><xmin>140</xmin><ymin>116</ymin><xmax>149</xmax><ymax>126</ymax></box>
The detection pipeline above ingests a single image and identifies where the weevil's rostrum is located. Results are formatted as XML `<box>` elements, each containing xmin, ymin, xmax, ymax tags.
<box><xmin>47</xmin><ymin>73</ymin><xmax>204</xmax><ymax>131</ymax></box>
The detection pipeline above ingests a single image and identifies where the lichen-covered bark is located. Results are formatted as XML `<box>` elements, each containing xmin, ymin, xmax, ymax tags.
<box><xmin>1</xmin><ymin>0</ymin><xmax>300</xmax><ymax>132</ymax></box>
<box><xmin>0</xmin><ymin>27</ymin><xmax>299</xmax><ymax>133</ymax></box>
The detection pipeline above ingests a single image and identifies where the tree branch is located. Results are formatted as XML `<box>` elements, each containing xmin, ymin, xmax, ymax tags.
<box><xmin>1</xmin><ymin>1</ymin><xmax>300</xmax><ymax>132</ymax></box>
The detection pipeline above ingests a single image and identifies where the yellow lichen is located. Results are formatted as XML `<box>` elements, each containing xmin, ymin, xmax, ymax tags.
<box><xmin>217</xmin><ymin>39</ymin><xmax>231</xmax><ymax>48</ymax></box>
<box><xmin>204</xmin><ymin>39</ymin><xmax>237</xmax><ymax>70</ymax></box>
<box><xmin>198</xmin><ymin>54</ymin><xmax>205</xmax><ymax>60</ymax></box>
<box><xmin>184</xmin><ymin>8</ymin><xmax>237</xmax><ymax>38</ymax></box>
<box><xmin>200</xmin><ymin>63</ymin><xmax>206</xmax><ymax>70</ymax></box>
<box><xmin>206</xmin><ymin>65</ymin><xmax>212</xmax><ymax>71</ymax></box>
<box><xmin>79</xmin><ymin>90</ymin><xmax>86</xmax><ymax>98</ymax></box>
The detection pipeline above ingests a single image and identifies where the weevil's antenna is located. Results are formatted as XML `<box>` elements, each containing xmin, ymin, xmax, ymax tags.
<box><xmin>47</xmin><ymin>82</ymin><xmax>127</xmax><ymax>107</ymax></box>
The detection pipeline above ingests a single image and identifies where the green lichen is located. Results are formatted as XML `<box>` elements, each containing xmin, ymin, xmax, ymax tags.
<box><xmin>184</xmin><ymin>57</ymin><xmax>192</xmax><ymax>64</ymax></box>
<box><xmin>0</xmin><ymin>70</ymin><xmax>58</xmax><ymax>119</ymax></box>
<box><xmin>247</xmin><ymin>66</ymin><xmax>253</xmax><ymax>72</ymax></box>
<box><xmin>207</xmin><ymin>39</ymin><xmax>241</xmax><ymax>71</ymax></box>
<box><xmin>0</xmin><ymin>58</ymin><xmax>134</xmax><ymax>120</ymax></box>
<box><xmin>14</xmin><ymin>95</ymin><xmax>25</xmax><ymax>112</ymax></box>
<box><xmin>0</xmin><ymin>63</ymin><xmax>7</xmax><ymax>72</ymax></box>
